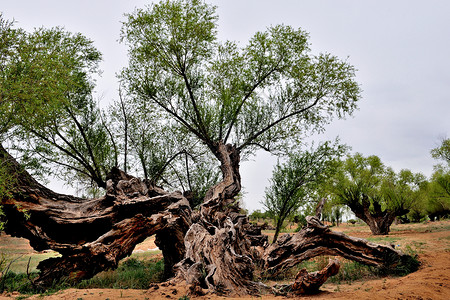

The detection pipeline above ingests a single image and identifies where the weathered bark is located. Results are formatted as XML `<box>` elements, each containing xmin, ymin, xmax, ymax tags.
<box><xmin>0</xmin><ymin>145</ymin><xmax>191</xmax><ymax>287</ymax></box>
<box><xmin>173</xmin><ymin>142</ymin><xmax>267</xmax><ymax>296</ymax></box>
<box><xmin>263</xmin><ymin>216</ymin><xmax>419</xmax><ymax>278</ymax></box>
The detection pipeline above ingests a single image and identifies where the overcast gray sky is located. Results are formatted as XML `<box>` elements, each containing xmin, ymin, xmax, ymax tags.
<box><xmin>2</xmin><ymin>0</ymin><xmax>449</xmax><ymax>212</ymax></box>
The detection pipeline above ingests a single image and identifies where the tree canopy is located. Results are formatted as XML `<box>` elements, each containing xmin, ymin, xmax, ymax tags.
<box><xmin>120</xmin><ymin>0</ymin><xmax>361</xmax><ymax>159</ymax></box>
<box><xmin>329</xmin><ymin>153</ymin><xmax>425</xmax><ymax>234</ymax></box>
<box><xmin>0</xmin><ymin>15</ymin><xmax>114</xmax><ymax>189</ymax></box>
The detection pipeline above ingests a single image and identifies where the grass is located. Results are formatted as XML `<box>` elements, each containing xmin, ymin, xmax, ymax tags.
<box><xmin>366</xmin><ymin>236</ymin><xmax>399</xmax><ymax>244</ymax></box>
<box><xmin>0</xmin><ymin>233</ymin><xmax>62</xmax><ymax>274</ymax></box>
<box><xmin>297</xmin><ymin>256</ymin><xmax>381</xmax><ymax>284</ymax></box>
<box><xmin>1</xmin><ymin>251</ymin><xmax>61</xmax><ymax>274</ymax></box>
<box><xmin>0</xmin><ymin>256</ymin><xmax>165</xmax><ymax>294</ymax></box>
<box><xmin>77</xmin><ymin>257</ymin><xmax>164</xmax><ymax>289</ymax></box>
<box><xmin>260</xmin><ymin>255</ymin><xmax>382</xmax><ymax>285</ymax></box>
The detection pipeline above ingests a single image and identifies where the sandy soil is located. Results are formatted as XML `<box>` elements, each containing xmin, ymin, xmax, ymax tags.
<box><xmin>1</xmin><ymin>221</ymin><xmax>449</xmax><ymax>299</ymax></box>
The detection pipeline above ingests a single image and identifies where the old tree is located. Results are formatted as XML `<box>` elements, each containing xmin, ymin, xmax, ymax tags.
<box><xmin>1</xmin><ymin>0</ymin><xmax>418</xmax><ymax>296</ymax></box>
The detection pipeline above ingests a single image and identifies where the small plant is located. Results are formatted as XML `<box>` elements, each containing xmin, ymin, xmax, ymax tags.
<box><xmin>178</xmin><ymin>296</ymin><xmax>190</xmax><ymax>300</ymax></box>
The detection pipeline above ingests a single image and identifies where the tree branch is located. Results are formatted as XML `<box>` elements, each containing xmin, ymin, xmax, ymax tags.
<box><xmin>65</xmin><ymin>106</ymin><xmax>103</xmax><ymax>182</ymax></box>
<box><xmin>224</xmin><ymin>60</ymin><xmax>282</xmax><ymax>144</ymax></box>
<box><xmin>238</xmin><ymin>97</ymin><xmax>321</xmax><ymax>151</ymax></box>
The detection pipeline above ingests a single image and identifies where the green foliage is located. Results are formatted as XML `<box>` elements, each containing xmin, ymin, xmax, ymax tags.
<box><xmin>426</xmin><ymin>167</ymin><xmax>450</xmax><ymax>219</ymax></box>
<box><xmin>121</xmin><ymin>0</ymin><xmax>361</xmax><ymax>158</ymax></box>
<box><xmin>0</xmin><ymin>158</ymin><xmax>19</xmax><ymax>230</ymax></box>
<box><xmin>264</xmin><ymin>141</ymin><xmax>347</xmax><ymax>242</ymax></box>
<box><xmin>0</xmin><ymin>257</ymin><xmax>165</xmax><ymax>294</ymax></box>
<box><xmin>431</xmin><ymin>138</ymin><xmax>450</xmax><ymax>166</ymax></box>
<box><xmin>3</xmin><ymin>0</ymin><xmax>361</xmax><ymax>203</ymax></box>
<box><xmin>332</xmin><ymin>154</ymin><xmax>422</xmax><ymax>216</ymax></box>
<box><xmin>327</xmin><ymin>260</ymin><xmax>376</xmax><ymax>284</ymax></box>
<box><xmin>249</xmin><ymin>209</ymin><xmax>271</xmax><ymax>222</ymax></box>
<box><xmin>1</xmin><ymin>18</ymin><xmax>101</xmax><ymax>133</ymax></box>
<box><xmin>1</xmin><ymin>14</ymin><xmax>115</xmax><ymax>190</ymax></box>
<box><xmin>425</xmin><ymin>139</ymin><xmax>450</xmax><ymax>220</ymax></box>
<box><xmin>328</xmin><ymin>153</ymin><xmax>426</xmax><ymax>233</ymax></box>
<box><xmin>0</xmin><ymin>271</ymin><xmax>39</xmax><ymax>294</ymax></box>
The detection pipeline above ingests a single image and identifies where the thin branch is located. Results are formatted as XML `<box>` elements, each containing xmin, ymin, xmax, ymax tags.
<box><xmin>29</xmin><ymin>128</ymin><xmax>90</xmax><ymax>173</ymax></box>
<box><xmin>33</xmin><ymin>149</ymin><xmax>91</xmax><ymax>178</ymax></box>
<box><xmin>180</xmin><ymin>68</ymin><xmax>210</xmax><ymax>143</ymax></box>
<box><xmin>99</xmin><ymin>110</ymin><xmax>118</xmax><ymax>167</ymax></box>
<box><xmin>185</xmin><ymin>151</ymin><xmax>192</xmax><ymax>191</ymax></box>
<box><xmin>150</xmin><ymin>149</ymin><xmax>188</xmax><ymax>184</ymax></box>
<box><xmin>65</xmin><ymin>106</ymin><xmax>102</xmax><ymax>180</ymax></box>
<box><xmin>169</xmin><ymin>163</ymin><xmax>185</xmax><ymax>193</ymax></box>
<box><xmin>149</xmin><ymin>94</ymin><xmax>206</xmax><ymax>143</ymax></box>
<box><xmin>224</xmin><ymin>59</ymin><xmax>282</xmax><ymax>144</ymax></box>
<box><xmin>118</xmin><ymin>88</ymin><xmax>128</xmax><ymax>173</ymax></box>
<box><xmin>238</xmin><ymin>97</ymin><xmax>321</xmax><ymax>151</ymax></box>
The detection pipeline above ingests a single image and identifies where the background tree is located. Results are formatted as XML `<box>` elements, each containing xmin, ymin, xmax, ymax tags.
<box><xmin>426</xmin><ymin>167</ymin><xmax>450</xmax><ymax>220</ymax></box>
<box><xmin>264</xmin><ymin>141</ymin><xmax>346</xmax><ymax>243</ymax></box>
<box><xmin>426</xmin><ymin>140</ymin><xmax>450</xmax><ymax>220</ymax></box>
<box><xmin>330</xmin><ymin>153</ymin><xmax>423</xmax><ymax>235</ymax></box>
<box><xmin>431</xmin><ymin>138</ymin><xmax>450</xmax><ymax>165</ymax></box>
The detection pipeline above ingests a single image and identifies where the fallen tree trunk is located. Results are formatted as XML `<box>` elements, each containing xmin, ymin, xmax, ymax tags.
<box><xmin>263</xmin><ymin>216</ymin><xmax>420</xmax><ymax>278</ymax></box>
<box><xmin>1</xmin><ymin>143</ymin><xmax>419</xmax><ymax>295</ymax></box>
<box><xmin>0</xmin><ymin>145</ymin><xmax>191</xmax><ymax>287</ymax></box>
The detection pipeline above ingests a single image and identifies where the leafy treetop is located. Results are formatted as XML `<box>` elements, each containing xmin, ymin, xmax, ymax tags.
<box><xmin>121</xmin><ymin>0</ymin><xmax>361</xmax><ymax>157</ymax></box>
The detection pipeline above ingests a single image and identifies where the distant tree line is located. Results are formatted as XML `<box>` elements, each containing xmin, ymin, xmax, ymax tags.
<box><xmin>261</xmin><ymin>138</ymin><xmax>450</xmax><ymax>237</ymax></box>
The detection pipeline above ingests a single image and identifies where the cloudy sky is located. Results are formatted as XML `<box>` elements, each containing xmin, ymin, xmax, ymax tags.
<box><xmin>2</xmin><ymin>0</ymin><xmax>449</xmax><ymax>212</ymax></box>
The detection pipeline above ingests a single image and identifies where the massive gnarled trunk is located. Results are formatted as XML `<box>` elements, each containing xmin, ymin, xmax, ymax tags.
<box><xmin>0</xmin><ymin>143</ymin><xmax>419</xmax><ymax>296</ymax></box>
<box><xmin>0</xmin><ymin>144</ymin><xmax>191</xmax><ymax>287</ymax></box>
<box><xmin>173</xmin><ymin>142</ymin><xmax>266</xmax><ymax>295</ymax></box>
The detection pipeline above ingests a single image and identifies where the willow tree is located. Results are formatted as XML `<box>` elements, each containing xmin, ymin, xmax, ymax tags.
<box><xmin>330</xmin><ymin>153</ymin><xmax>424</xmax><ymax>235</ymax></box>
<box><xmin>427</xmin><ymin>139</ymin><xmax>450</xmax><ymax>220</ymax></box>
<box><xmin>1</xmin><ymin>1</ymin><xmax>419</xmax><ymax>296</ymax></box>
<box><xmin>119</xmin><ymin>0</ymin><xmax>360</xmax><ymax>293</ymax></box>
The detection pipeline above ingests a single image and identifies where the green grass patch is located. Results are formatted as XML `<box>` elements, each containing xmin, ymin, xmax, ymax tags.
<box><xmin>78</xmin><ymin>257</ymin><xmax>164</xmax><ymax>289</ymax></box>
<box><xmin>2</xmin><ymin>252</ymin><xmax>61</xmax><ymax>274</ymax></box>
<box><xmin>0</xmin><ymin>257</ymin><xmax>165</xmax><ymax>294</ymax></box>
<box><xmin>366</xmin><ymin>236</ymin><xmax>399</xmax><ymax>244</ymax></box>
<box><xmin>128</xmin><ymin>250</ymin><xmax>162</xmax><ymax>261</ymax></box>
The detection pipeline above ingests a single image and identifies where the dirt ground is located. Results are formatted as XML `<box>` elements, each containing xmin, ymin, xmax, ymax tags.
<box><xmin>1</xmin><ymin>220</ymin><xmax>449</xmax><ymax>300</ymax></box>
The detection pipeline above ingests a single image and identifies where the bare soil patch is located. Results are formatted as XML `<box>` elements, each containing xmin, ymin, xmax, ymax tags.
<box><xmin>1</xmin><ymin>221</ymin><xmax>449</xmax><ymax>299</ymax></box>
